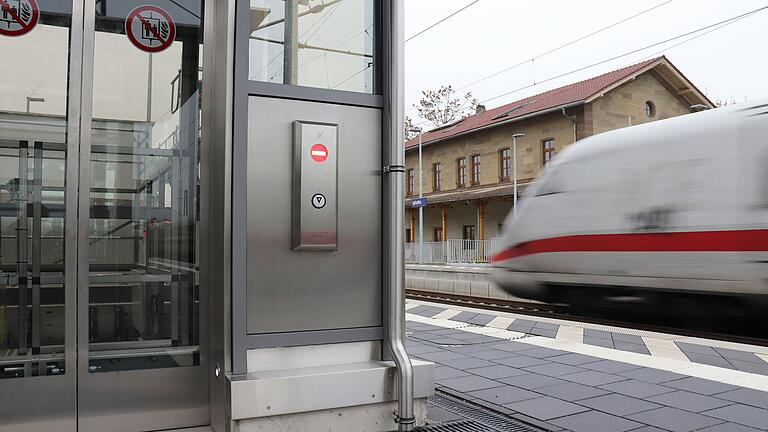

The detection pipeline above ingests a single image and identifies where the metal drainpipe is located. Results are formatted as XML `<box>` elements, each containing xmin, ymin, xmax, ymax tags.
<box><xmin>562</xmin><ymin>107</ymin><xmax>578</xmax><ymax>142</ymax></box>
<box><xmin>385</xmin><ymin>0</ymin><xmax>415</xmax><ymax>430</ymax></box>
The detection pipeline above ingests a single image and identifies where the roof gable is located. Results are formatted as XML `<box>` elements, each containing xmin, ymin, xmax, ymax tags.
<box><xmin>406</xmin><ymin>56</ymin><xmax>710</xmax><ymax>150</ymax></box>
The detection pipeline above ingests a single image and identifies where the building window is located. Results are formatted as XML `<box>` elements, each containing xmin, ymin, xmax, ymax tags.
<box><xmin>542</xmin><ymin>139</ymin><xmax>555</xmax><ymax>166</ymax></box>
<box><xmin>405</xmin><ymin>228</ymin><xmax>412</xmax><ymax>243</ymax></box>
<box><xmin>432</xmin><ymin>163</ymin><xmax>441</xmax><ymax>191</ymax></box>
<box><xmin>471</xmin><ymin>154</ymin><xmax>480</xmax><ymax>186</ymax></box>
<box><xmin>433</xmin><ymin>227</ymin><xmax>443</xmax><ymax>242</ymax></box>
<box><xmin>406</xmin><ymin>168</ymin><xmax>414</xmax><ymax>196</ymax></box>
<box><xmin>456</xmin><ymin>157</ymin><xmax>466</xmax><ymax>188</ymax></box>
<box><xmin>644</xmin><ymin>100</ymin><xmax>656</xmax><ymax>118</ymax></box>
<box><xmin>499</xmin><ymin>148</ymin><xmax>511</xmax><ymax>181</ymax></box>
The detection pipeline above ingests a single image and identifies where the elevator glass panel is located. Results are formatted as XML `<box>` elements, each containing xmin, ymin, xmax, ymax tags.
<box><xmin>248</xmin><ymin>0</ymin><xmax>377</xmax><ymax>93</ymax></box>
<box><xmin>0</xmin><ymin>0</ymin><xmax>72</xmax><ymax>380</ymax></box>
<box><xmin>87</xmin><ymin>1</ymin><xmax>201</xmax><ymax>374</ymax></box>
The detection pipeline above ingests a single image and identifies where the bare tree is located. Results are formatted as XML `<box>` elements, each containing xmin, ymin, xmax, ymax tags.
<box><xmin>414</xmin><ymin>85</ymin><xmax>478</xmax><ymax>128</ymax></box>
<box><xmin>713</xmin><ymin>97</ymin><xmax>737</xmax><ymax>107</ymax></box>
<box><xmin>404</xmin><ymin>115</ymin><xmax>419</xmax><ymax>140</ymax></box>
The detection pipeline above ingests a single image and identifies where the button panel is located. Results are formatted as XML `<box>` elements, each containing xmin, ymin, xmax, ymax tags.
<box><xmin>292</xmin><ymin>121</ymin><xmax>338</xmax><ymax>250</ymax></box>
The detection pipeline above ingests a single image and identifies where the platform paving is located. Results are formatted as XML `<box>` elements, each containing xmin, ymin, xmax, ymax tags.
<box><xmin>408</xmin><ymin>300</ymin><xmax>768</xmax><ymax>432</ymax></box>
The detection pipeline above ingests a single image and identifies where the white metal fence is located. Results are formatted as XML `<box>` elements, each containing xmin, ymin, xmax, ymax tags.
<box><xmin>405</xmin><ymin>239</ymin><xmax>504</xmax><ymax>264</ymax></box>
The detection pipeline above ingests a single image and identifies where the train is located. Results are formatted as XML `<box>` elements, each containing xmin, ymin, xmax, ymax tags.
<box><xmin>491</xmin><ymin>99</ymin><xmax>768</xmax><ymax>310</ymax></box>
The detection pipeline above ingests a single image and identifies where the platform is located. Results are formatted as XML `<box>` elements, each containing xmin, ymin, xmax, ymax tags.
<box><xmin>407</xmin><ymin>299</ymin><xmax>768</xmax><ymax>431</ymax></box>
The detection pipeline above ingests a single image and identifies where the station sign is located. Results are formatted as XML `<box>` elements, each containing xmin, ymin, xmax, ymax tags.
<box><xmin>411</xmin><ymin>197</ymin><xmax>427</xmax><ymax>208</ymax></box>
<box><xmin>125</xmin><ymin>5</ymin><xmax>176</xmax><ymax>53</ymax></box>
<box><xmin>0</xmin><ymin>0</ymin><xmax>39</xmax><ymax>37</ymax></box>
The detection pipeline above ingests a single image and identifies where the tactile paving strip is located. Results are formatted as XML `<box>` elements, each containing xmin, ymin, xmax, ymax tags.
<box><xmin>417</xmin><ymin>393</ymin><xmax>549</xmax><ymax>432</ymax></box>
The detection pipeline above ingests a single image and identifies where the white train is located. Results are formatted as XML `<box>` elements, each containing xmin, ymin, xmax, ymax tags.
<box><xmin>491</xmin><ymin>99</ymin><xmax>768</xmax><ymax>307</ymax></box>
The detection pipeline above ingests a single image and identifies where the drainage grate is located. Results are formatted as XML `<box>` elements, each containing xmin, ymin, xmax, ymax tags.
<box><xmin>415</xmin><ymin>420</ymin><xmax>499</xmax><ymax>432</ymax></box>
<box><xmin>415</xmin><ymin>392</ymin><xmax>549</xmax><ymax>432</ymax></box>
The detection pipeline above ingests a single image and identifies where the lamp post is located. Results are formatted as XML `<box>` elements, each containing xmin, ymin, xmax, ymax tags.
<box><xmin>512</xmin><ymin>133</ymin><xmax>524</xmax><ymax>217</ymax></box>
<box><xmin>409</xmin><ymin>127</ymin><xmax>424</xmax><ymax>264</ymax></box>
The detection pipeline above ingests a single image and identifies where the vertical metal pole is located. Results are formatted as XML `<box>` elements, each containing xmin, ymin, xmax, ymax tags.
<box><xmin>284</xmin><ymin>0</ymin><xmax>299</xmax><ymax>85</ymax></box>
<box><xmin>418</xmin><ymin>132</ymin><xmax>423</xmax><ymax>264</ymax></box>
<box><xmin>32</xmin><ymin>143</ymin><xmax>42</xmax><ymax>359</ymax></box>
<box><xmin>512</xmin><ymin>136</ymin><xmax>518</xmax><ymax>217</ymax></box>
<box><xmin>17</xmin><ymin>141</ymin><xmax>28</xmax><ymax>359</ymax></box>
<box><xmin>146</xmin><ymin>53</ymin><xmax>153</xmax><ymax>122</ymax></box>
<box><xmin>385</xmin><ymin>0</ymin><xmax>415</xmax><ymax>429</ymax></box>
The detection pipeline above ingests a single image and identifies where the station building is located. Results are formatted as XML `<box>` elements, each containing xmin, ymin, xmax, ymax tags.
<box><xmin>404</xmin><ymin>56</ymin><xmax>714</xmax><ymax>246</ymax></box>
<box><xmin>1</xmin><ymin>1</ymin><xmax>432</xmax><ymax>431</ymax></box>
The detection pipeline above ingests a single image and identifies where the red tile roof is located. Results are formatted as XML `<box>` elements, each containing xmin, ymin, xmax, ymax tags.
<box><xmin>406</xmin><ymin>57</ymin><xmax>665</xmax><ymax>150</ymax></box>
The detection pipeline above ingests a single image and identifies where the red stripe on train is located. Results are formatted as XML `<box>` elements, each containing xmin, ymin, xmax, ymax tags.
<box><xmin>490</xmin><ymin>229</ymin><xmax>768</xmax><ymax>263</ymax></box>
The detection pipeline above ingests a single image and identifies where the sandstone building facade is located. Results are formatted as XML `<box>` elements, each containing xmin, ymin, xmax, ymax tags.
<box><xmin>404</xmin><ymin>56</ymin><xmax>713</xmax><ymax>246</ymax></box>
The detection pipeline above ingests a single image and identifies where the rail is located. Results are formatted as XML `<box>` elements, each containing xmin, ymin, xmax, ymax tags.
<box><xmin>405</xmin><ymin>239</ymin><xmax>503</xmax><ymax>264</ymax></box>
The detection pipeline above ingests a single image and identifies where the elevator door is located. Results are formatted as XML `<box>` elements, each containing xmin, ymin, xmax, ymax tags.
<box><xmin>0</xmin><ymin>1</ymin><xmax>208</xmax><ymax>431</ymax></box>
<box><xmin>77</xmin><ymin>1</ymin><xmax>207</xmax><ymax>431</ymax></box>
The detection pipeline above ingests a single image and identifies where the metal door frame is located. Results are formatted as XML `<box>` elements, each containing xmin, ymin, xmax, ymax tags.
<box><xmin>230</xmin><ymin>0</ymin><xmax>387</xmax><ymax>375</ymax></box>
<box><xmin>74</xmin><ymin>1</ymin><xmax>209</xmax><ymax>431</ymax></box>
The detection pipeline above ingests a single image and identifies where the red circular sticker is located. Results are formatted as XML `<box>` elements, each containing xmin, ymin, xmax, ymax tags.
<box><xmin>125</xmin><ymin>5</ymin><xmax>176</xmax><ymax>53</ymax></box>
<box><xmin>310</xmin><ymin>144</ymin><xmax>328</xmax><ymax>162</ymax></box>
<box><xmin>0</xmin><ymin>0</ymin><xmax>40</xmax><ymax>37</ymax></box>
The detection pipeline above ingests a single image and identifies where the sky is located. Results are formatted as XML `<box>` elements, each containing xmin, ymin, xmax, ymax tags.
<box><xmin>404</xmin><ymin>0</ymin><xmax>768</xmax><ymax>126</ymax></box>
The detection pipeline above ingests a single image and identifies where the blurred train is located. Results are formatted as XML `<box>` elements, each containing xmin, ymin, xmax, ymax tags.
<box><xmin>491</xmin><ymin>99</ymin><xmax>768</xmax><ymax>309</ymax></box>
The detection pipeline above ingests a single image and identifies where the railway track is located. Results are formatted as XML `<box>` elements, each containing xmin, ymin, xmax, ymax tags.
<box><xmin>406</xmin><ymin>289</ymin><xmax>768</xmax><ymax>348</ymax></box>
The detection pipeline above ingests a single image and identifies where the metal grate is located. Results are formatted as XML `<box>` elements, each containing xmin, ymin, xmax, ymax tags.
<box><xmin>415</xmin><ymin>392</ymin><xmax>549</xmax><ymax>432</ymax></box>
<box><xmin>415</xmin><ymin>420</ymin><xmax>497</xmax><ymax>432</ymax></box>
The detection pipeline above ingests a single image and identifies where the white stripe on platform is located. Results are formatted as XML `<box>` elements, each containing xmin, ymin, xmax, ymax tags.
<box><xmin>406</xmin><ymin>312</ymin><xmax>768</xmax><ymax>392</ymax></box>
<box><xmin>433</xmin><ymin>309</ymin><xmax>461</xmax><ymax>320</ymax></box>
<box><xmin>487</xmin><ymin>316</ymin><xmax>515</xmax><ymax>330</ymax></box>
<box><xmin>556</xmin><ymin>326</ymin><xmax>583</xmax><ymax>343</ymax></box>
<box><xmin>757</xmin><ymin>353</ymin><xmax>768</xmax><ymax>364</ymax></box>
<box><xmin>405</xmin><ymin>302</ymin><xmax>420</xmax><ymax>310</ymax></box>
<box><xmin>642</xmin><ymin>337</ymin><xmax>690</xmax><ymax>362</ymax></box>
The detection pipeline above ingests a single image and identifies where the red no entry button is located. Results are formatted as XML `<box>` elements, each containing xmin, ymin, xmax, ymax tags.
<box><xmin>310</xmin><ymin>144</ymin><xmax>328</xmax><ymax>162</ymax></box>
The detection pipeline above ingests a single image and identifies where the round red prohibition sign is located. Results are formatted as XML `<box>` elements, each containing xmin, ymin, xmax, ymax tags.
<box><xmin>310</xmin><ymin>144</ymin><xmax>329</xmax><ymax>163</ymax></box>
<box><xmin>125</xmin><ymin>5</ymin><xmax>176</xmax><ymax>53</ymax></box>
<box><xmin>0</xmin><ymin>0</ymin><xmax>40</xmax><ymax>37</ymax></box>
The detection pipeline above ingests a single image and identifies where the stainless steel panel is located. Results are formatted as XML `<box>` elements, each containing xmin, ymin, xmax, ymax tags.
<box><xmin>228</xmin><ymin>359</ymin><xmax>434</xmax><ymax>420</ymax></box>
<box><xmin>292</xmin><ymin>121</ymin><xmax>338</xmax><ymax>251</ymax></box>
<box><xmin>247</xmin><ymin>97</ymin><xmax>381</xmax><ymax>334</ymax></box>
<box><xmin>78</xmin><ymin>365</ymin><xmax>208</xmax><ymax>432</ymax></box>
<box><xmin>246</xmin><ymin>341</ymin><xmax>380</xmax><ymax>373</ymax></box>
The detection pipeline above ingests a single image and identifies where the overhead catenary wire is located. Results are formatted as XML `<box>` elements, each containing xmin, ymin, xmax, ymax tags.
<box><xmin>638</xmin><ymin>10</ymin><xmax>757</xmax><ymax>62</ymax></box>
<box><xmin>479</xmin><ymin>4</ymin><xmax>768</xmax><ymax>105</ymax></box>
<box><xmin>407</xmin><ymin>0</ymin><xmax>676</xmax><ymax>116</ymax></box>
<box><xmin>405</xmin><ymin>0</ymin><xmax>480</xmax><ymax>43</ymax></box>
<box><xmin>455</xmin><ymin>0</ymin><xmax>676</xmax><ymax>92</ymax></box>
<box><xmin>410</xmin><ymin>4</ymin><xmax>768</xmax><ymax>128</ymax></box>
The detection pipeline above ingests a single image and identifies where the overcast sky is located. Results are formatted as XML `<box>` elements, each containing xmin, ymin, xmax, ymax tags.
<box><xmin>404</xmin><ymin>0</ymin><xmax>768</xmax><ymax>125</ymax></box>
